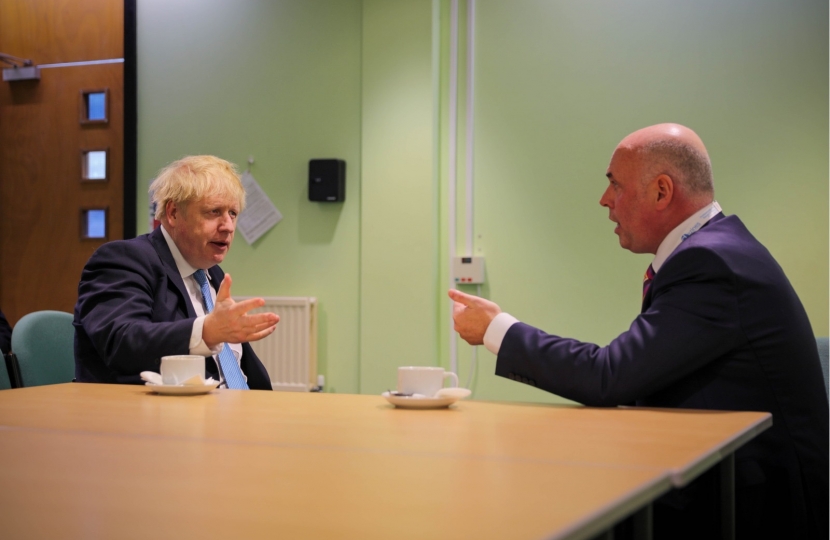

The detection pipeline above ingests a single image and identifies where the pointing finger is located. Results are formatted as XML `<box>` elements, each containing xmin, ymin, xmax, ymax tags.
<box><xmin>448</xmin><ymin>289</ymin><xmax>477</xmax><ymax>306</ymax></box>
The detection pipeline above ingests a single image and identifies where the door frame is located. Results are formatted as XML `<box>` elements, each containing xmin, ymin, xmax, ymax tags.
<box><xmin>124</xmin><ymin>0</ymin><xmax>137</xmax><ymax>239</ymax></box>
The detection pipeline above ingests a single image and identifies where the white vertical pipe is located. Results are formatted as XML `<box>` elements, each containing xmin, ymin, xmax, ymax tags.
<box><xmin>464</xmin><ymin>0</ymin><xmax>477</xmax><ymax>390</ymax></box>
<box><xmin>432</xmin><ymin>0</ymin><xmax>442</xmax><ymax>368</ymax></box>
<box><xmin>448</xmin><ymin>0</ymin><xmax>459</xmax><ymax>374</ymax></box>
<box><xmin>465</xmin><ymin>0</ymin><xmax>475</xmax><ymax>257</ymax></box>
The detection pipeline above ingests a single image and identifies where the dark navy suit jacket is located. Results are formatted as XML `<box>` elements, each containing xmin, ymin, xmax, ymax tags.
<box><xmin>496</xmin><ymin>214</ymin><xmax>828</xmax><ymax>538</ymax></box>
<box><xmin>73</xmin><ymin>227</ymin><xmax>272</xmax><ymax>390</ymax></box>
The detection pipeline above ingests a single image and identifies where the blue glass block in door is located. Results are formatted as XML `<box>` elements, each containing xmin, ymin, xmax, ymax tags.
<box><xmin>86</xmin><ymin>92</ymin><xmax>106</xmax><ymax>121</ymax></box>
<box><xmin>85</xmin><ymin>210</ymin><xmax>106</xmax><ymax>238</ymax></box>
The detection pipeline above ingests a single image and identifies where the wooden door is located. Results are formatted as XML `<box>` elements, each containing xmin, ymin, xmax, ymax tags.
<box><xmin>0</xmin><ymin>0</ymin><xmax>125</xmax><ymax>324</ymax></box>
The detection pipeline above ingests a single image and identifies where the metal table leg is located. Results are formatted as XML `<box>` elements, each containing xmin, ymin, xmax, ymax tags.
<box><xmin>720</xmin><ymin>453</ymin><xmax>735</xmax><ymax>540</ymax></box>
<box><xmin>632</xmin><ymin>503</ymin><xmax>653</xmax><ymax>540</ymax></box>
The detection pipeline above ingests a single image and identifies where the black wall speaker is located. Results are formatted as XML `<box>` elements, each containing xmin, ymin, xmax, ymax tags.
<box><xmin>308</xmin><ymin>159</ymin><xmax>346</xmax><ymax>202</ymax></box>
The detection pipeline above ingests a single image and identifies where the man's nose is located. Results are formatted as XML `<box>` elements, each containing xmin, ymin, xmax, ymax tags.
<box><xmin>219</xmin><ymin>213</ymin><xmax>235</xmax><ymax>231</ymax></box>
<box><xmin>599</xmin><ymin>185</ymin><xmax>613</xmax><ymax>208</ymax></box>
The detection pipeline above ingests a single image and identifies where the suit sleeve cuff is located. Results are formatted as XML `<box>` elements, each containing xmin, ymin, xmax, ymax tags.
<box><xmin>484</xmin><ymin>312</ymin><xmax>520</xmax><ymax>355</ymax></box>
<box><xmin>190</xmin><ymin>316</ymin><xmax>222</xmax><ymax>356</ymax></box>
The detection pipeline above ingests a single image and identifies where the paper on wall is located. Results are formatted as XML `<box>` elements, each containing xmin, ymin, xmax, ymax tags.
<box><xmin>237</xmin><ymin>171</ymin><xmax>283</xmax><ymax>245</ymax></box>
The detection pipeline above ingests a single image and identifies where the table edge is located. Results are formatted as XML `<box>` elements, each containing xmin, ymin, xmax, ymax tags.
<box><xmin>669</xmin><ymin>412</ymin><xmax>772</xmax><ymax>486</ymax></box>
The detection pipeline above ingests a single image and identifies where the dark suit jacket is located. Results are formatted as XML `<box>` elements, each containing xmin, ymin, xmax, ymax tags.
<box><xmin>496</xmin><ymin>214</ymin><xmax>828</xmax><ymax>538</ymax></box>
<box><xmin>74</xmin><ymin>227</ymin><xmax>272</xmax><ymax>390</ymax></box>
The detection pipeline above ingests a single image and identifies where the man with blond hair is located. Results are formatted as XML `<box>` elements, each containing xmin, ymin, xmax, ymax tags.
<box><xmin>74</xmin><ymin>155</ymin><xmax>279</xmax><ymax>390</ymax></box>
<box><xmin>450</xmin><ymin>124</ymin><xmax>827</xmax><ymax>538</ymax></box>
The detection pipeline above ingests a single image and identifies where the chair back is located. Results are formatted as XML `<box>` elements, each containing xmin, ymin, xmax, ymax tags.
<box><xmin>816</xmin><ymin>337</ymin><xmax>829</xmax><ymax>398</ymax></box>
<box><xmin>10</xmin><ymin>310</ymin><xmax>75</xmax><ymax>387</ymax></box>
<box><xmin>0</xmin><ymin>354</ymin><xmax>11</xmax><ymax>390</ymax></box>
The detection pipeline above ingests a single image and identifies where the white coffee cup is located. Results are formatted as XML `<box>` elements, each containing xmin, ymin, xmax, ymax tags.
<box><xmin>160</xmin><ymin>355</ymin><xmax>205</xmax><ymax>385</ymax></box>
<box><xmin>398</xmin><ymin>366</ymin><xmax>459</xmax><ymax>397</ymax></box>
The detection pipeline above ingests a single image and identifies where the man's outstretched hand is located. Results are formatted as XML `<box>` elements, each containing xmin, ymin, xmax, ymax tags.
<box><xmin>203</xmin><ymin>274</ymin><xmax>279</xmax><ymax>347</ymax></box>
<box><xmin>448</xmin><ymin>289</ymin><xmax>502</xmax><ymax>346</ymax></box>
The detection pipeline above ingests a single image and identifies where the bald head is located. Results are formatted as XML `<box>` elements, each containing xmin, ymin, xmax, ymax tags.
<box><xmin>600</xmin><ymin>124</ymin><xmax>716</xmax><ymax>254</ymax></box>
<box><xmin>619</xmin><ymin>123</ymin><xmax>708</xmax><ymax>155</ymax></box>
<box><xmin>618</xmin><ymin>123</ymin><xmax>714</xmax><ymax>199</ymax></box>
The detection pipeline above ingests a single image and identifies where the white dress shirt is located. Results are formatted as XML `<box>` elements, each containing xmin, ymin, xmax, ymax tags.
<box><xmin>482</xmin><ymin>201</ymin><xmax>722</xmax><ymax>355</ymax></box>
<box><xmin>159</xmin><ymin>226</ymin><xmax>244</xmax><ymax>368</ymax></box>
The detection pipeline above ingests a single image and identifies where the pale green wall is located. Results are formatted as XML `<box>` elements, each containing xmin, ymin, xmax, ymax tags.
<box><xmin>137</xmin><ymin>0</ymin><xmax>828</xmax><ymax>401</ymax></box>
<box><xmin>360</xmin><ymin>0</ymin><xmax>439</xmax><ymax>394</ymax></box>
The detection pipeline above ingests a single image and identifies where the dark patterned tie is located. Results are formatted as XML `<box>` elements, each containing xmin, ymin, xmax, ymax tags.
<box><xmin>192</xmin><ymin>269</ymin><xmax>249</xmax><ymax>390</ymax></box>
<box><xmin>642</xmin><ymin>264</ymin><xmax>655</xmax><ymax>300</ymax></box>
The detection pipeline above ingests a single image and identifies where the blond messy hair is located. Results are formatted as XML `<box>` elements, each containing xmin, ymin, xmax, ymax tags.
<box><xmin>150</xmin><ymin>155</ymin><xmax>246</xmax><ymax>221</ymax></box>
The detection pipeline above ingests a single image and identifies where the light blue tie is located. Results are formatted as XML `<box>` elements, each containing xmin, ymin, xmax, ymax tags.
<box><xmin>192</xmin><ymin>269</ymin><xmax>249</xmax><ymax>390</ymax></box>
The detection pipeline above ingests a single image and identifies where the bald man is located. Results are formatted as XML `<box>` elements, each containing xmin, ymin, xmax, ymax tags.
<box><xmin>450</xmin><ymin>124</ymin><xmax>828</xmax><ymax>539</ymax></box>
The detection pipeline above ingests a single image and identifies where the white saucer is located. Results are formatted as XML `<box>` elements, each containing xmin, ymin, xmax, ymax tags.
<box><xmin>382</xmin><ymin>391</ymin><xmax>461</xmax><ymax>409</ymax></box>
<box><xmin>146</xmin><ymin>381</ymin><xmax>219</xmax><ymax>396</ymax></box>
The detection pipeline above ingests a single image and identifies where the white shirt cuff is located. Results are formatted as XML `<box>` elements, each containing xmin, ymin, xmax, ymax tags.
<box><xmin>189</xmin><ymin>315</ymin><xmax>222</xmax><ymax>356</ymax></box>
<box><xmin>483</xmin><ymin>312</ymin><xmax>520</xmax><ymax>355</ymax></box>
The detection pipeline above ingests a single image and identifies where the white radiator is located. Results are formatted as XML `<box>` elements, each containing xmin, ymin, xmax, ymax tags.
<box><xmin>234</xmin><ymin>296</ymin><xmax>317</xmax><ymax>391</ymax></box>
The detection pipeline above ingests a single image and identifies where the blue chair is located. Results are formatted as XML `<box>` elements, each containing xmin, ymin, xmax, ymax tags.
<box><xmin>10</xmin><ymin>310</ymin><xmax>75</xmax><ymax>387</ymax></box>
<box><xmin>817</xmin><ymin>337</ymin><xmax>829</xmax><ymax>398</ymax></box>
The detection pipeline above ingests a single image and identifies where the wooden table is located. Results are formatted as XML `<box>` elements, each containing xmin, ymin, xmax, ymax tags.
<box><xmin>0</xmin><ymin>384</ymin><xmax>770</xmax><ymax>540</ymax></box>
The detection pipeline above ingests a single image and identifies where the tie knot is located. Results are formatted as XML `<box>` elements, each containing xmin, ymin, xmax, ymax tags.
<box><xmin>642</xmin><ymin>264</ymin><xmax>655</xmax><ymax>302</ymax></box>
<box><xmin>192</xmin><ymin>269</ymin><xmax>208</xmax><ymax>287</ymax></box>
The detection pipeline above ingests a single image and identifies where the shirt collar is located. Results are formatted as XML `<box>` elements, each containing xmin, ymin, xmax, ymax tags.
<box><xmin>159</xmin><ymin>225</ymin><xmax>210</xmax><ymax>281</ymax></box>
<box><xmin>651</xmin><ymin>201</ymin><xmax>722</xmax><ymax>272</ymax></box>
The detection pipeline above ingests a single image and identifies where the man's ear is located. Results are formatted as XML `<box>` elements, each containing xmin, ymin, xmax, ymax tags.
<box><xmin>165</xmin><ymin>200</ymin><xmax>180</xmax><ymax>225</ymax></box>
<box><xmin>654</xmin><ymin>174</ymin><xmax>674</xmax><ymax>210</ymax></box>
